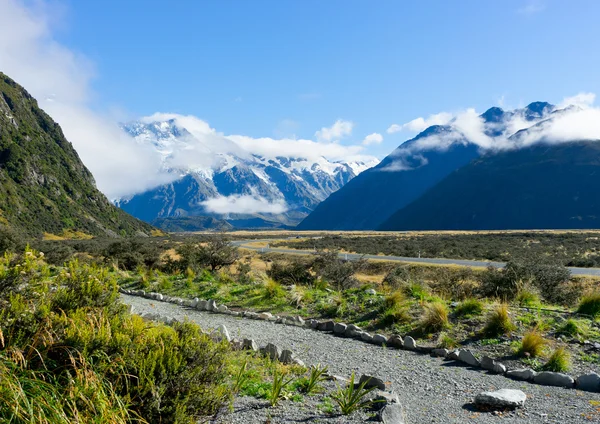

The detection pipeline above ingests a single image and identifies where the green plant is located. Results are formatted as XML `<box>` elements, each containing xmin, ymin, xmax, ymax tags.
<box><xmin>516</xmin><ymin>286</ymin><xmax>541</xmax><ymax>307</ymax></box>
<box><xmin>298</xmin><ymin>364</ymin><xmax>329</xmax><ymax>395</ymax></box>
<box><xmin>232</xmin><ymin>360</ymin><xmax>249</xmax><ymax>393</ymax></box>
<box><xmin>263</xmin><ymin>278</ymin><xmax>285</xmax><ymax>300</ymax></box>
<box><xmin>543</xmin><ymin>347</ymin><xmax>571</xmax><ymax>372</ymax></box>
<box><xmin>483</xmin><ymin>304</ymin><xmax>515</xmax><ymax>337</ymax></box>
<box><xmin>268</xmin><ymin>368</ymin><xmax>295</xmax><ymax>407</ymax></box>
<box><xmin>437</xmin><ymin>332</ymin><xmax>459</xmax><ymax>349</ymax></box>
<box><xmin>420</xmin><ymin>302</ymin><xmax>450</xmax><ymax>333</ymax></box>
<box><xmin>454</xmin><ymin>298</ymin><xmax>483</xmax><ymax>317</ymax></box>
<box><xmin>331</xmin><ymin>372</ymin><xmax>379</xmax><ymax>415</ymax></box>
<box><xmin>557</xmin><ymin>319</ymin><xmax>583</xmax><ymax>337</ymax></box>
<box><xmin>517</xmin><ymin>329</ymin><xmax>547</xmax><ymax>357</ymax></box>
<box><xmin>578</xmin><ymin>292</ymin><xmax>600</xmax><ymax>317</ymax></box>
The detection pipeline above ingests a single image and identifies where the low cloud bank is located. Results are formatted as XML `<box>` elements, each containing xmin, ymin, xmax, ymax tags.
<box><xmin>201</xmin><ymin>195</ymin><xmax>288</xmax><ymax>215</ymax></box>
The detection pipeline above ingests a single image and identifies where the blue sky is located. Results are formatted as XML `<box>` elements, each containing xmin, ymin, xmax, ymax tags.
<box><xmin>2</xmin><ymin>0</ymin><xmax>600</xmax><ymax>197</ymax></box>
<box><xmin>50</xmin><ymin>0</ymin><xmax>600</xmax><ymax>157</ymax></box>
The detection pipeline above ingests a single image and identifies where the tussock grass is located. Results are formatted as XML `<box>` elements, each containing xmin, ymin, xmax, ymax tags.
<box><xmin>483</xmin><ymin>304</ymin><xmax>515</xmax><ymax>337</ymax></box>
<box><xmin>577</xmin><ymin>292</ymin><xmax>600</xmax><ymax>317</ymax></box>
<box><xmin>420</xmin><ymin>302</ymin><xmax>450</xmax><ymax>333</ymax></box>
<box><xmin>517</xmin><ymin>329</ymin><xmax>547</xmax><ymax>357</ymax></box>
<box><xmin>454</xmin><ymin>298</ymin><xmax>483</xmax><ymax>317</ymax></box>
<box><xmin>557</xmin><ymin>319</ymin><xmax>583</xmax><ymax>337</ymax></box>
<box><xmin>543</xmin><ymin>347</ymin><xmax>571</xmax><ymax>372</ymax></box>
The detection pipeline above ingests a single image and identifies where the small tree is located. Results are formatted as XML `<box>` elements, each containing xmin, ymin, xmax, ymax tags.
<box><xmin>312</xmin><ymin>251</ymin><xmax>366</xmax><ymax>291</ymax></box>
<box><xmin>177</xmin><ymin>235</ymin><xmax>239</xmax><ymax>273</ymax></box>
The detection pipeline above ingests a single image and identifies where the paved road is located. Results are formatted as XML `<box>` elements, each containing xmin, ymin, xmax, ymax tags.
<box><xmin>233</xmin><ymin>239</ymin><xmax>600</xmax><ymax>277</ymax></box>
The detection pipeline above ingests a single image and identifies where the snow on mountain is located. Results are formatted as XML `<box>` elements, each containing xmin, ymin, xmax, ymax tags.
<box><xmin>116</xmin><ymin>116</ymin><xmax>379</xmax><ymax>228</ymax></box>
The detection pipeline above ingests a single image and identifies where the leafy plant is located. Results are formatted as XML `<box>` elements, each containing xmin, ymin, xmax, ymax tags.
<box><xmin>268</xmin><ymin>368</ymin><xmax>295</xmax><ymax>407</ymax></box>
<box><xmin>232</xmin><ymin>360</ymin><xmax>249</xmax><ymax>393</ymax></box>
<box><xmin>298</xmin><ymin>364</ymin><xmax>328</xmax><ymax>395</ymax></box>
<box><xmin>331</xmin><ymin>372</ymin><xmax>379</xmax><ymax>415</ymax></box>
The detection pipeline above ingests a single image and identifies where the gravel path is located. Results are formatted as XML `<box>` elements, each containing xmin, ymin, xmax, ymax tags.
<box><xmin>123</xmin><ymin>295</ymin><xmax>600</xmax><ymax>423</ymax></box>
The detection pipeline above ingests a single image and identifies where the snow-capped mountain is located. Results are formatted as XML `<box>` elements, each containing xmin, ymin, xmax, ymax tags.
<box><xmin>116</xmin><ymin>118</ymin><xmax>378</xmax><ymax>229</ymax></box>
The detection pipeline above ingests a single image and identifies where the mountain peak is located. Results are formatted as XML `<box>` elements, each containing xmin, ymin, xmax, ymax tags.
<box><xmin>524</xmin><ymin>101</ymin><xmax>554</xmax><ymax>120</ymax></box>
<box><xmin>480</xmin><ymin>107</ymin><xmax>505</xmax><ymax>123</ymax></box>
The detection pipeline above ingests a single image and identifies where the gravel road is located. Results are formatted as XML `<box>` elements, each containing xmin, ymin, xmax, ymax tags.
<box><xmin>123</xmin><ymin>294</ymin><xmax>600</xmax><ymax>423</ymax></box>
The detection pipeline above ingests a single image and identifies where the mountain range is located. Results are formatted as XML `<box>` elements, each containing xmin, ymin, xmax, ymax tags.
<box><xmin>299</xmin><ymin>101</ymin><xmax>600</xmax><ymax>231</ymax></box>
<box><xmin>116</xmin><ymin>119</ymin><xmax>376</xmax><ymax>229</ymax></box>
<box><xmin>0</xmin><ymin>73</ymin><xmax>152</xmax><ymax>237</ymax></box>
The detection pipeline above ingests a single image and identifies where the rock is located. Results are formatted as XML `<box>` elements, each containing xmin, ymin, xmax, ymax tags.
<box><xmin>155</xmin><ymin>293</ymin><xmax>164</xmax><ymax>301</ymax></box>
<box><xmin>212</xmin><ymin>324</ymin><xmax>231</xmax><ymax>342</ymax></box>
<box><xmin>448</xmin><ymin>349</ymin><xmax>461</xmax><ymax>360</ymax></box>
<box><xmin>244</xmin><ymin>311</ymin><xmax>258</xmax><ymax>319</ymax></box>
<box><xmin>365</xmin><ymin>288</ymin><xmax>377</xmax><ymax>295</ymax></box>
<box><xmin>309</xmin><ymin>319</ymin><xmax>319</xmax><ymax>329</ymax></box>
<box><xmin>506</xmin><ymin>368</ymin><xmax>537</xmax><ymax>381</ymax></box>
<box><xmin>279</xmin><ymin>349</ymin><xmax>294</xmax><ymax>364</ymax></box>
<box><xmin>378</xmin><ymin>403</ymin><xmax>406</xmax><ymax>424</ymax></box>
<box><xmin>374</xmin><ymin>390</ymin><xmax>400</xmax><ymax>405</ymax></box>
<box><xmin>361</xmin><ymin>332</ymin><xmax>374</xmax><ymax>343</ymax></box>
<box><xmin>345</xmin><ymin>324</ymin><xmax>362</xmax><ymax>338</ymax></box>
<box><xmin>294</xmin><ymin>316</ymin><xmax>305</xmax><ymax>326</ymax></box>
<box><xmin>372</xmin><ymin>334</ymin><xmax>388</xmax><ymax>345</ymax></box>
<box><xmin>292</xmin><ymin>357</ymin><xmax>305</xmax><ymax>367</ymax></box>
<box><xmin>207</xmin><ymin>299</ymin><xmax>217</xmax><ymax>311</ymax></box>
<box><xmin>334</xmin><ymin>322</ymin><xmax>348</xmax><ymax>335</ymax></box>
<box><xmin>318</xmin><ymin>320</ymin><xmax>335</xmax><ymax>332</ymax></box>
<box><xmin>388</xmin><ymin>335</ymin><xmax>404</xmax><ymax>348</ymax></box>
<box><xmin>190</xmin><ymin>298</ymin><xmax>199</xmax><ymax>308</ymax></box>
<box><xmin>359</xmin><ymin>374</ymin><xmax>386</xmax><ymax>390</ymax></box>
<box><xmin>534</xmin><ymin>371</ymin><xmax>575</xmax><ymax>388</ymax></box>
<box><xmin>475</xmin><ymin>389</ymin><xmax>527</xmax><ymax>409</ymax></box>
<box><xmin>230</xmin><ymin>311</ymin><xmax>240</xmax><ymax>317</ymax></box>
<box><xmin>576</xmin><ymin>372</ymin><xmax>600</xmax><ymax>392</ymax></box>
<box><xmin>480</xmin><ymin>356</ymin><xmax>506</xmax><ymax>374</ymax></box>
<box><xmin>217</xmin><ymin>304</ymin><xmax>228</xmax><ymax>313</ymax></box>
<box><xmin>263</xmin><ymin>343</ymin><xmax>282</xmax><ymax>361</ymax></box>
<box><xmin>431</xmin><ymin>348</ymin><xmax>449</xmax><ymax>358</ymax></box>
<box><xmin>458</xmin><ymin>349</ymin><xmax>480</xmax><ymax>367</ymax></box>
<box><xmin>242</xmin><ymin>339</ymin><xmax>258</xmax><ymax>351</ymax></box>
<box><xmin>230</xmin><ymin>339</ymin><xmax>243</xmax><ymax>351</ymax></box>
<box><xmin>258</xmin><ymin>312</ymin><xmax>273</xmax><ymax>320</ymax></box>
<box><xmin>403</xmin><ymin>336</ymin><xmax>417</xmax><ymax>350</ymax></box>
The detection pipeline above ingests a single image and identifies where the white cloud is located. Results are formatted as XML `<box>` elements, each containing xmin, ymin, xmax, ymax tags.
<box><xmin>386</xmin><ymin>124</ymin><xmax>402</xmax><ymax>134</ymax></box>
<box><xmin>315</xmin><ymin>119</ymin><xmax>354</xmax><ymax>142</ymax></box>
<box><xmin>0</xmin><ymin>0</ymin><xmax>174</xmax><ymax>199</ymax></box>
<box><xmin>201</xmin><ymin>195</ymin><xmax>287</xmax><ymax>214</ymax></box>
<box><xmin>362</xmin><ymin>133</ymin><xmax>383</xmax><ymax>146</ymax></box>
<box><xmin>558</xmin><ymin>92</ymin><xmax>595</xmax><ymax>109</ymax></box>
<box><xmin>387</xmin><ymin>112</ymin><xmax>453</xmax><ymax>134</ymax></box>
<box><xmin>517</xmin><ymin>0</ymin><xmax>545</xmax><ymax>15</ymax></box>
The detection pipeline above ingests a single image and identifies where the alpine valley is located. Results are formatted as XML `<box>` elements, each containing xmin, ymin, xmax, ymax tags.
<box><xmin>116</xmin><ymin>118</ymin><xmax>377</xmax><ymax>230</ymax></box>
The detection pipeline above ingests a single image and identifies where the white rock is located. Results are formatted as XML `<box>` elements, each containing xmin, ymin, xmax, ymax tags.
<box><xmin>403</xmin><ymin>336</ymin><xmax>417</xmax><ymax>350</ymax></box>
<box><xmin>506</xmin><ymin>368</ymin><xmax>537</xmax><ymax>381</ymax></box>
<box><xmin>534</xmin><ymin>371</ymin><xmax>575</xmax><ymax>388</ymax></box>
<box><xmin>475</xmin><ymin>389</ymin><xmax>527</xmax><ymax>409</ymax></box>
<box><xmin>458</xmin><ymin>349</ymin><xmax>480</xmax><ymax>367</ymax></box>
<box><xmin>372</xmin><ymin>334</ymin><xmax>388</xmax><ymax>345</ymax></box>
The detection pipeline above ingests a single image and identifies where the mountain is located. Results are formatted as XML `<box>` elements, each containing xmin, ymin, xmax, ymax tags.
<box><xmin>379</xmin><ymin>141</ymin><xmax>600</xmax><ymax>230</ymax></box>
<box><xmin>297</xmin><ymin>102</ymin><xmax>557</xmax><ymax>230</ymax></box>
<box><xmin>0</xmin><ymin>73</ymin><xmax>153</xmax><ymax>237</ymax></box>
<box><xmin>152</xmin><ymin>216</ymin><xmax>232</xmax><ymax>232</ymax></box>
<box><xmin>116</xmin><ymin>119</ymin><xmax>376</xmax><ymax>228</ymax></box>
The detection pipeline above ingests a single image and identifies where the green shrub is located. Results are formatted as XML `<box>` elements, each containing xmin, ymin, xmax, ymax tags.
<box><xmin>454</xmin><ymin>298</ymin><xmax>483</xmax><ymax>317</ymax></box>
<box><xmin>543</xmin><ymin>347</ymin><xmax>570</xmax><ymax>372</ymax></box>
<box><xmin>517</xmin><ymin>329</ymin><xmax>547</xmax><ymax>357</ymax></box>
<box><xmin>297</xmin><ymin>364</ymin><xmax>328</xmax><ymax>395</ymax></box>
<box><xmin>268</xmin><ymin>261</ymin><xmax>315</xmax><ymax>286</ymax></box>
<box><xmin>382</xmin><ymin>266</ymin><xmax>410</xmax><ymax>290</ymax></box>
<box><xmin>262</xmin><ymin>278</ymin><xmax>285</xmax><ymax>299</ymax></box>
<box><xmin>482</xmin><ymin>304</ymin><xmax>514</xmax><ymax>337</ymax></box>
<box><xmin>420</xmin><ymin>302</ymin><xmax>450</xmax><ymax>334</ymax></box>
<box><xmin>516</xmin><ymin>285</ymin><xmax>541</xmax><ymax>307</ymax></box>
<box><xmin>331</xmin><ymin>372</ymin><xmax>379</xmax><ymax>415</ymax></box>
<box><xmin>577</xmin><ymin>293</ymin><xmax>600</xmax><ymax>317</ymax></box>
<box><xmin>268</xmin><ymin>368</ymin><xmax>294</xmax><ymax>407</ymax></box>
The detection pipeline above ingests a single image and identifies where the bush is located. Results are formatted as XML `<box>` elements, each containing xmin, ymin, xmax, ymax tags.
<box><xmin>454</xmin><ymin>298</ymin><xmax>484</xmax><ymax>317</ymax></box>
<box><xmin>543</xmin><ymin>347</ymin><xmax>570</xmax><ymax>372</ymax></box>
<box><xmin>176</xmin><ymin>236</ymin><xmax>239</xmax><ymax>273</ymax></box>
<box><xmin>268</xmin><ymin>261</ymin><xmax>315</xmax><ymax>286</ymax></box>
<box><xmin>420</xmin><ymin>302</ymin><xmax>450</xmax><ymax>334</ymax></box>
<box><xmin>517</xmin><ymin>329</ymin><xmax>547</xmax><ymax>357</ymax></box>
<box><xmin>382</xmin><ymin>266</ymin><xmax>410</xmax><ymax>290</ymax></box>
<box><xmin>262</xmin><ymin>278</ymin><xmax>285</xmax><ymax>299</ymax></box>
<box><xmin>516</xmin><ymin>285</ymin><xmax>541</xmax><ymax>307</ymax></box>
<box><xmin>483</xmin><ymin>304</ymin><xmax>514</xmax><ymax>337</ymax></box>
<box><xmin>577</xmin><ymin>292</ymin><xmax>600</xmax><ymax>317</ymax></box>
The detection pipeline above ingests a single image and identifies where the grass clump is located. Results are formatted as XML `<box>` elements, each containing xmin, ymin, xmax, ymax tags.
<box><xmin>557</xmin><ymin>319</ymin><xmax>583</xmax><ymax>337</ymax></box>
<box><xmin>516</xmin><ymin>286</ymin><xmax>541</xmax><ymax>307</ymax></box>
<box><xmin>436</xmin><ymin>332</ymin><xmax>459</xmax><ymax>349</ymax></box>
<box><xmin>454</xmin><ymin>298</ymin><xmax>484</xmax><ymax>317</ymax></box>
<box><xmin>268</xmin><ymin>368</ymin><xmax>295</xmax><ymax>407</ymax></box>
<box><xmin>517</xmin><ymin>329</ymin><xmax>547</xmax><ymax>357</ymax></box>
<box><xmin>577</xmin><ymin>293</ymin><xmax>600</xmax><ymax>317</ymax></box>
<box><xmin>331</xmin><ymin>372</ymin><xmax>378</xmax><ymax>415</ymax></box>
<box><xmin>297</xmin><ymin>364</ymin><xmax>328</xmax><ymax>395</ymax></box>
<box><xmin>420</xmin><ymin>302</ymin><xmax>450</xmax><ymax>334</ymax></box>
<box><xmin>482</xmin><ymin>304</ymin><xmax>515</xmax><ymax>337</ymax></box>
<box><xmin>262</xmin><ymin>277</ymin><xmax>285</xmax><ymax>300</ymax></box>
<box><xmin>543</xmin><ymin>347</ymin><xmax>571</xmax><ymax>372</ymax></box>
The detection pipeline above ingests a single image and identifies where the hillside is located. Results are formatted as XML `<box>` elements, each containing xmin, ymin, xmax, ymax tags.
<box><xmin>379</xmin><ymin>141</ymin><xmax>600</xmax><ymax>230</ymax></box>
<box><xmin>0</xmin><ymin>73</ymin><xmax>153</xmax><ymax>237</ymax></box>
<box><xmin>152</xmin><ymin>216</ymin><xmax>233</xmax><ymax>232</ymax></box>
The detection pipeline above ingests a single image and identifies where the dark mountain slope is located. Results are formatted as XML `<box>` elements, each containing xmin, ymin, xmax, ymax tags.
<box><xmin>0</xmin><ymin>73</ymin><xmax>153</xmax><ymax>237</ymax></box>
<box><xmin>296</xmin><ymin>126</ymin><xmax>480</xmax><ymax>230</ymax></box>
<box><xmin>379</xmin><ymin>141</ymin><xmax>600</xmax><ymax>230</ymax></box>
